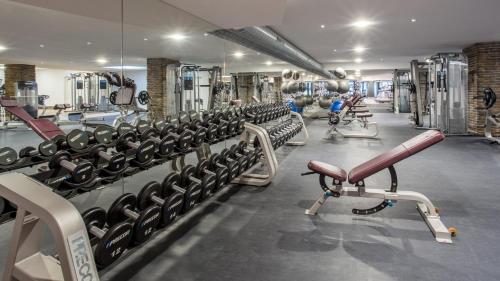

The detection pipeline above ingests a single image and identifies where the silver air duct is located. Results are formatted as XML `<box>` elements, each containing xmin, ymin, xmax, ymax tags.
<box><xmin>211</xmin><ymin>26</ymin><xmax>333</xmax><ymax>79</ymax></box>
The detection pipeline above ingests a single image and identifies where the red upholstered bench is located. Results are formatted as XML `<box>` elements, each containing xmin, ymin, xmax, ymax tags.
<box><xmin>308</xmin><ymin>130</ymin><xmax>445</xmax><ymax>184</ymax></box>
<box><xmin>304</xmin><ymin>130</ymin><xmax>454</xmax><ymax>243</ymax></box>
<box><xmin>348</xmin><ymin>130</ymin><xmax>444</xmax><ymax>184</ymax></box>
<box><xmin>27</xmin><ymin>119</ymin><xmax>65</xmax><ymax>140</ymax></box>
<box><xmin>308</xmin><ymin>161</ymin><xmax>347</xmax><ymax>182</ymax></box>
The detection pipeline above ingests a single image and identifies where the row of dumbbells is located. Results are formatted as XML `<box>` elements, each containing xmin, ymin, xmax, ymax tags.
<box><xmin>254</xmin><ymin>119</ymin><xmax>303</xmax><ymax>150</ymax></box>
<box><xmin>80</xmin><ymin>141</ymin><xmax>260</xmax><ymax>269</ymax></box>
<box><xmin>0</xmin><ymin>108</ymin><xmax>252</xmax><ymax>190</ymax></box>
<box><xmin>243</xmin><ymin>103</ymin><xmax>290</xmax><ymax>124</ymax></box>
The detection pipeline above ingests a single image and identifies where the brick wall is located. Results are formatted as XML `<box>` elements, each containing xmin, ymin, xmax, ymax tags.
<box><xmin>464</xmin><ymin>42</ymin><xmax>500</xmax><ymax>136</ymax></box>
<box><xmin>147</xmin><ymin>58</ymin><xmax>177</xmax><ymax>119</ymax></box>
<box><xmin>4</xmin><ymin>64</ymin><xmax>36</xmax><ymax>97</ymax></box>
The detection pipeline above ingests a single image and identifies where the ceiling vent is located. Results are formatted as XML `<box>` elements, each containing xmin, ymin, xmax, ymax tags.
<box><xmin>211</xmin><ymin>26</ymin><xmax>333</xmax><ymax>79</ymax></box>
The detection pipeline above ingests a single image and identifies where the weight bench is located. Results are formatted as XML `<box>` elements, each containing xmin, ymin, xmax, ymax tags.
<box><xmin>327</xmin><ymin>96</ymin><xmax>378</xmax><ymax>139</ymax></box>
<box><xmin>0</xmin><ymin>98</ymin><xmax>65</xmax><ymax>140</ymax></box>
<box><xmin>304</xmin><ymin>130</ymin><xmax>455</xmax><ymax>243</ymax></box>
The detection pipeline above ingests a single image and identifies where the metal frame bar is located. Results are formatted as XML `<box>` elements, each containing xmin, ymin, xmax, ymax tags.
<box><xmin>305</xmin><ymin>185</ymin><xmax>452</xmax><ymax>244</ymax></box>
<box><xmin>0</xmin><ymin>172</ymin><xmax>99</xmax><ymax>281</ymax></box>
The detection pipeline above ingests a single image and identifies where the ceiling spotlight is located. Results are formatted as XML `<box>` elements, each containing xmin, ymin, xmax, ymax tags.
<box><xmin>351</xmin><ymin>20</ymin><xmax>375</xmax><ymax>29</ymax></box>
<box><xmin>0</xmin><ymin>45</ymin><xmax>8</xmax><ymax>52</ymax></box>
<box><xmin>302</xmin><ymin>72</ymin><xmax>306</xmax><ymax>76</ymax></box>
<box><xmin>96</xmin><ymin>58</ymin><xmax>108</xmax><ymax>64</ymax></box>
<box><xmin>233</xmin><ymin>52</ymin><xmax>244</xmax><ymax>58</ymax></box>
<box><xmin>168</xmin><ymin>33</ymin><xmax>187</xmax><ymax>40</ymax></box>
<box><xmin>203</xmin><ymin>33</ymin><xmax>209</xmax><ymax>37</ymax></box>
<box><xmin>410</xmin><ymin>18</ymin><xmax>417</xmax><ymax>23</ymax></box>
<box><xmin>353</xmin><ymin>46</ymin><xmax>366</xmax><ymax>53</ymax></box>
<box><xmin>265</xmin><ymin>61</ymin><xmax>273</xmax><ymax>66</ymax></box>
<box><xmin>39</xmin><ymin>44</ymin><xmax>45</xmax><ymax>48</ymax></box>
<box><xmin>354</xmin><ymin>58</ymin><xmax>363</xmax><ymax>63</ymax></box>
<box><xmin>86</xmin><ymin>41</ymin><xmax>92</xmax><ymax>45</ymax></box>
<box><xmin>333</xmin><ymin>49</ymin><xmax>337</xmax><ymax>52</ymax></box>
<box><xmin>143</xmin><ymin>38</ymin><xmax>148</xmax><ymax>41</ymax></box>
<box><xmin>320</xmin><ymin>24</ymin><xmax>325</xmax><ymax>29</ymax></box>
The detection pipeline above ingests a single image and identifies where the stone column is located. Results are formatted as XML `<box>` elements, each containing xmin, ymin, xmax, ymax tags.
<box><xmin>147</xmin><ymin>58</ymin><xmax>178</xmax><ymax>119</ymax></box>
<box><xmin>464</xmin><ymin>42</ymin><xmax>500</xmax><ymax>136</ymax></box>
<box><xmin>4</xmin><ymin>64</ymin><xmax>36</xmax><ymax>97</ymax></box>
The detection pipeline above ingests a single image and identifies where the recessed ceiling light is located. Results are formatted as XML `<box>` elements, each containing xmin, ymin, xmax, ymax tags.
<box><xmin>265</xmin><ymin>61</ymin><xmax>273</xmax><ymax>66</ymax></box>
<box><xmin>353</xmin><ymin>46</ymin><xmax>366</xmax><ymax>53</ymax></box>
<box><xmin>86</xmin><ymin>41</ymin><xmax>92</xmax><ymax>45</ymax></box>
<box><xmin>96</xmin><ymin>58</ymin><xmax>108</xmax><ymax>64</ymax></box>
<box><xmin>302</xmin><ymin>72</ymin><xmax>306</xmax><ymax>76</ymax></box>
<box><xmin>39</xmin><ymin>44</ymin><xmax>45</xmax><ymax>48</ymax></box>
<box><xmin>333</xmin><ymin>49</ymin><xmax>337</xmax><ymax>52</ymax></box>
<box><xmin>410</xmin><ymin>18</ymin><xmax>417</xmax><ymax>23</ymax></box>
<box><xmin>143</xmin><ymin>38</ymin><xmax>148</xmax><ymax>41</ymax></box>
<box><xmin>354</xmin><ymin>58</ymin><xmax>363</xmax><ymax>63</ymax></box>
<box><xmin>203</xmin><ymin>33</ymin><xmax>209</xmax><ymax>37</ymax></box>
<box><xmin>351</xmin><ymin>20</ymin><xmax>375</xmax><ymax>29</ymax></box>
<box><xmin>233</xmin><ymin>52</ymin><xmax>244</xmax><ymax>58</ymax></box>
<box><xmin>168</xmin><ymin>33</ymin><xmax>187</xmax><ymax>40</ymax></box>
<box><xmin>0</xmin><ymin>45</ymin><xmax>7</xmax><ymax>52</ymax></box>
<box><xmin>320</xmin><ymin>24</ymin><xmax>325</xmax><ymax>29</ymax></box>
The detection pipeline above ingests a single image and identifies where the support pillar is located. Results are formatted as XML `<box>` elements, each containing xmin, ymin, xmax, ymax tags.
<box><xmin>464</xmin><ymin>42</ymin><xmax>500</xmax><ymax>136</ymax></box>
<box><xmin>4</xmin><ymin>64</ymin><xmax>36</xmax><ymax>97</ymax></box>
<box><xmin>147</xmin><ymin>58</ymin><xmax>178</xmax><ymax>119</ymax></box>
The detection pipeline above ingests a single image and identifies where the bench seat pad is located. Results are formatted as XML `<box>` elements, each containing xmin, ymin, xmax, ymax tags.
<box><xmin>308</xmin><ymin>161</ymin><xmax>347</xmax><ymax>182</ymax></box>
<box><xmin>348</xmin><ymin>130</ymin><xmax>445</xmax><ymax>184</ymax></box>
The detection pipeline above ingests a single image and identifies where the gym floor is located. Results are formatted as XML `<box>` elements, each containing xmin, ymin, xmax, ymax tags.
<box><xmin>1</xmin><ymin>111</ymin><xmax>499</xmax><ymax>281</ymax></box>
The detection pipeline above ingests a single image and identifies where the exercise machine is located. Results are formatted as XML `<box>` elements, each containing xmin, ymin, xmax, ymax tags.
<box><xmin>411</xmin><ymin>53</ymin><xmax>468</xmax><ymax>134</ymax></box>
<box><xmin>303</xmin><ymin>130</ymin><xmax>456</xmax><ymax>243</ymax></box>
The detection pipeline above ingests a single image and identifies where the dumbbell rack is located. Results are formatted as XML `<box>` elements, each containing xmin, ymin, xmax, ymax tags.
<box><xmin>0</xmin><ymin>172</ymin><xmax>99</xmax><ymax>281</ymax></box>
<box><xmin>285</xmin><ymin>112</ymin><xmax>309</xmax><ymax>146</ymax></box>
<box><xmin>232</xmin><ymin>112</ymin><xmax>308</xmax><ymax>186</ymax></box>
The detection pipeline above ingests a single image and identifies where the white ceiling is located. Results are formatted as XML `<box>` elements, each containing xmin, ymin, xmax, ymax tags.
<box><xmin>272</xmin><ymin>0</ymin><xmax>500</xmax><ymax>70</ymax></box>
<box><xmin>0</xmin><ymin>0</ymin><xmax>284</xmax><ymax>73</ymax></box>
<box><xmin>0</xmin><ymin>0</ymin><xmax>500</xmax><ymax>76</ymax></box>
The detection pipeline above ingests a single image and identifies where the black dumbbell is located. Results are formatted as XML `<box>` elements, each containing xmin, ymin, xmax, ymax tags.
<box><xmin>190</xmin><ymin>120</ymin><xmax>216</xmax><ymax>142</ymax></box>
<box><xmin>195</xmin><ymin>159</ymin><xmax>225</xmax><ymax>197</ymax></box>
<box><xmin>82</xmin><ymin>207</ymin><xmax>133</xmax><ymax>268</ymax></box>
<box><xmin>115</xmin><ymin>131</ymin><xmax>156</xmax><ymax>165</ymax></box>
<box><xmin>49</xmin><ymin>151</ymin><xmax>94</xmax><ymax>183</ymax></box>
<box><xmin>88</xmin><ymin>144</ymin><xmax>127</xmax><ymax>174</ymax></box>
<box><xmin>228</xmin><ymin>144</ymin><xmax>250</xmax><ymax>172</ymax></box>
<box><xmin>181</xmin><ymin>164</ymin><xmax>215</xmax><ymax>202</ymax></box>
<box><xmin>19</xmin><ymin>140</ymin><xmax>57</xmax><ymax>160</ymax></box>
<box><xmin>52</xmin><ymin>129</ymin><xmax>90</xmax><ymax>151</ymax></box>
<box><xmin>0</xmin><ymin>147</ymin><xmax>17</xmax><ymax>166</ymax></box>
<box><xmin>138</xmin><ymin>121</ymin><xmax>175</xmax><ymax>158</ymax></box>
<box><xmin>138</xmin><ymin>181</ymin><xmax>184</xmax><ymax>227</ymax></box>
<box><xmin>208</xmin><ymin>153</ymin><xmax>238</xmax><ymax>184</ymax></box>
<box><xmin>177</xmin><ymin>112</ymin><xmax>205</xmax><ymax>146</ymax></box>
<box><xmin>237</xmin><ymin>141</ymin><xmax>258</xmax><ymax>166</ymax></box>
<box><xmin>162</xmin><ymin>172</ymin><xmax>200</xmax><ymax>213</ymax></box>
<box><xmin>160</xmin><ymin>122</ymin><xmax>193</xmax><ymax>151</ymax></box>
<box><xmin>88</xmin><ymin>125</ymin><xmax>115</xmax><ymax>145</ymax></box>
<box><xmin>220</xmin><ymin>148</ymin><xmax>242</xmax><ymax>176</ymax></box>
<box><xmin>107</xmin><ymin>193</ymin><xmax>161</xmax><ymax>245</ymax></box>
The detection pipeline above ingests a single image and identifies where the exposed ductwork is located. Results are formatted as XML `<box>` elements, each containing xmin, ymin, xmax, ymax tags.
<box><xmin>211</xmin><ymin>26</ymin><xmax>333</xmax><ymax>79</ymax></box>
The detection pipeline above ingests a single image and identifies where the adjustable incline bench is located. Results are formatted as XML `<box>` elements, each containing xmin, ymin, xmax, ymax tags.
<box><xmin>327</xmin><ymin>94</ymin><xmax>379</xmax><ymax>139</ymax></box>
<box><xmin>0</xmin><ymin>98</ymin><xmax>65</xmax><ymax>140</ymax></box>
<box><xmin>304</xmin><ymin>130</ymin><xmax>455</xmax><ymax>243</ymax></box>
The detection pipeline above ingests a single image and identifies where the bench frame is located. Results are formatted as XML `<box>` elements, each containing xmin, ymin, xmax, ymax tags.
<box><xmin>305</xmin><ymin>165</ymin><xmax>453</xmax><ymax>244</ymax></box>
